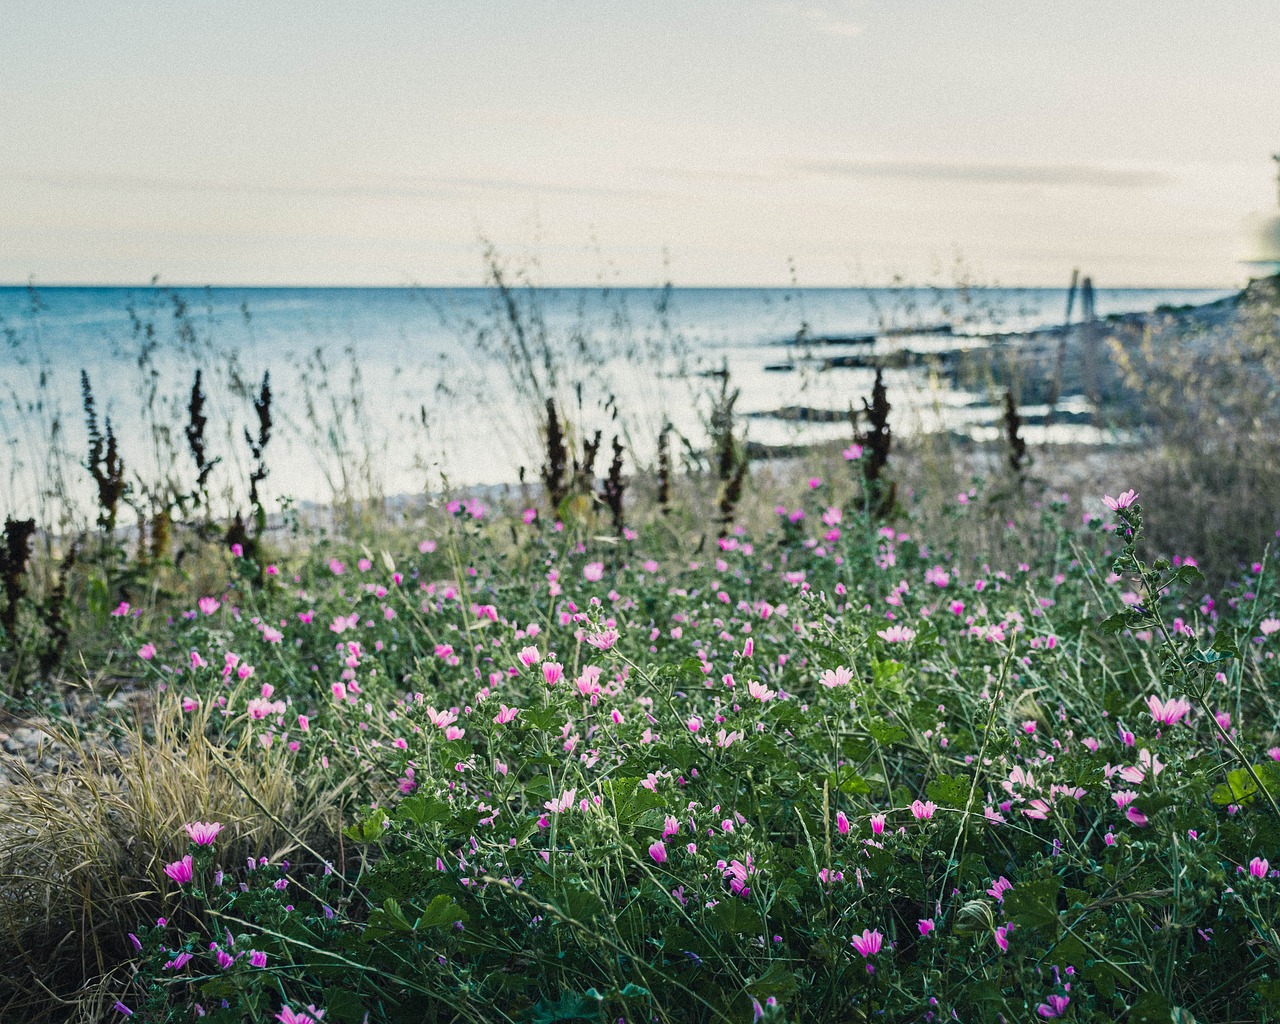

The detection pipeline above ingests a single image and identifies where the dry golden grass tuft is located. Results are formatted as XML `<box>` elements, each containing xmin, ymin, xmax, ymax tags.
<box><xmin>0</xmin><ymin>690</ymin><xmax>353</xmax><ymax>1022</ymax></box>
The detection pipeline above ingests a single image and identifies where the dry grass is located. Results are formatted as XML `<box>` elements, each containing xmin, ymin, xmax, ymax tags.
<box><xmin>0</xmin><ymin>690</ymin><xmax>354</xmax><ymax>1022</ymax></box>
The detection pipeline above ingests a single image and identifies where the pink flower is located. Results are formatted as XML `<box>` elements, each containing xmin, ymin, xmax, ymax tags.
<box><xmin>870</xmin><ymin>813</ymin><xmax>886</xmax><ymax>835</ymax></box>
<box><xmin>994</xmin><ymin>924</ymin><xmax>1012</xmax><ymax>951</ymax></box>
<box><xmin>850</xmin><ymin>928</ymin><xmax>884</xmax><ymax>958</ymax></box>
<box><xmin>328</xmin><ymin>559</ymin><xmax>345</xmax><ymax>575</ymax></box>
<box><xmin>877</xmin><ymin>625</ymin><xmax>916</xmax><ymax>643</ymax></box>
<box><xmin>183</xmin><ymin>821</ymin><xmax>223</xmax><ymax>846</ymax></box>
<box><xmin>843</xmin><ymin>443</ymin><xmax>863</xmax><ymax>461</ymax></box>
<box><xmin>163</xmin><ymin>951</ymin><xmax>193</xmax><ymax>970</ymax></box>
<box><xmin>197</xmin><ymin>597</ymin><xmax>220</xmax><ymax>616</ymax></box>
<box><xmin>987</xmin><ymin>876</ymin><xmax>1012</xmax><ymax>902</ymax></box>
<box><xmin>517</xmin><ymin>646</ymin><xmax>541</xmax><ymax>667</ymax></box>
<box><xmin>137</xmin><ymin>643</ymin><xmax>156</xmax><ymax>661</ymax></box>
<box><xmin>1102</xmin><ymin>489</ymin><xmax>1138</xmax><ymax>511</ymax></box>
<box><xmin>493</xmin><ymin>704</ymin><xmax>519</xmax><ymax>725</ymax></box>
<box><xmin>819</xmin><ymin>665</ymin><xmax>853</xmax><ymax>689</ymax></box>
<box><xmin>686</xmin><ymin>716</ymin><xmax>703</xmax><ymax>733</ymax></box>
<box><xmin>1147</xmin><ymin>695</ymin><xmax>1192</xmax><ymax>726</ymax></box>
<box><xmin>1249</xmin><ymin>857</ymin><xmax>1270</xmax><ymax>878</ymax></box>
<box><xmin>1260</xmin><ymin>618</ymin><xmax>1280</xmax><ymax>636</ymax></box>
<box><xmin>1036</xmin><ymin>994</ymin><xmax>1070</xmax><ymax>1018</ymax></box>
<box><xmin>741</xmin><ymin>638</ymin><xmax>754</xmax><ymax>658</ymax></box>
<box><xmin>164</xmin><ymin>855</ymin><xmax>194</xmax><ymax>885</ymax></box>
<box><xmin>276</xmin><ymin>1005</ymin><xmax>325</xmax><ymax>1024</ymax></box>
<box><xmin>910</xmin><ymin>799</ymin><xmax>937</xmax><ymax>821</ymax></box>
<box><xmin>648</xmin><ymin>840</ymin><xmax>668</xmax><ymax>864</ymax></box>
<box><xmin>542</xmin><ymin>662</ymin><xmax>564</xmax><ymax>687</ymax></box>
<box><xmin>747</xmin><ymin>680</ymin><xmax>776</xmax><ymax>702</ymax></box>
<box><xmin>544</xmin><ymin>789</ymin><xmax>577</xmax><ymax>814</ymax></box>
<box><xmin>583</xmin><ymin>562</ymin><xmax>605</xmax><ymax>582</ymax></box>
<box><xmin>585</xmin><ymin>629</ymin><xmax>619</xmax><ymax>650</ymax></box>
<box><xmin>1125</xmin><ymin>806</ymin><xmax>1149</xmax><ymax>827</ymax></box>
<box><xmin>917</xmin><ymin>918</ymin><xmax>935</xmax><ymax>937</ymax></box>
<box><xmin>249</xmin><ymin>950</ymin><xmax>268</xmax><ymax>968</ymax></box>
<box><xmin>836</xmin><ymin>811</ymin><xmax>850</xmax><ymax>835</ymax></box>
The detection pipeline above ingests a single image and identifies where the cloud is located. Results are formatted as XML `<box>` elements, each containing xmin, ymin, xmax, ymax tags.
<box><xmin>0</xmin><ymin>169</ymin><xmax>659</xmax><ymax>203</ymax></box>
<box><xmin>773</xmin><ymin>2</ymin><xmax>864</xmax><ymax>39</ymax></box>
<box><xmin>803</xmin><ymin>159</ymin><xmax>1173</xmax><ymax>190</ymax></box>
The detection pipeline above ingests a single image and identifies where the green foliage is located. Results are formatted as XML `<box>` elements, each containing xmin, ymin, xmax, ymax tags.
<box><xmin>40</xmin><ymin>487</ymin><xmax>1280</xmax><ymax>1023</ymax></box>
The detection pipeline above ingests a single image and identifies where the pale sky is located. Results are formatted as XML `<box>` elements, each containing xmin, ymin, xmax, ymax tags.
<box><xmin>2</xmin><ymin>1</ymin><xmax>1278</xmax><ymax>287</ymax></box>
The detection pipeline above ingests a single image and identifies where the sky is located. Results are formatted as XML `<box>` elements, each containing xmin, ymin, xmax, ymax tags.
<box><xmin>2</xmin><ymin>1</ymin><xmax>1278</xmax><ymax>287</ymax></box>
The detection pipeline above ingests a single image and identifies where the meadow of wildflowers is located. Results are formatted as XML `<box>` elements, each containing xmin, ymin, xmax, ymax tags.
<box><xmin>16</xmin><ymin>483</ymin><xmax>1280</xmax><ymax>1023</ymax></box>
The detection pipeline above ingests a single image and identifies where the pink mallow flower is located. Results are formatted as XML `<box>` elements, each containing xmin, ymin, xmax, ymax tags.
<box><xmin>819</xmin><ymin>666</ymin><xmax>853</xmax><ymax>689</ymax></box>
<box><xmin>493</xmin><ymin>704</ymin><xmax>519</xmax><ymax>725</ymax></box>
<box><xmin>877</xmin><ymin>625</ymin><xmax>917</xmax><ymax>643</ymax></box>
<box><xmin>1249</xmin><ymin>857</ymin><xmax>1270</xmax><ymax>878</ymax></box>
<box><xmin>648</xmin><ymin>841</ymin><xmax>668</xmax><ymax>864</ymax></box>
<box><xmin>183</xmin><ymin>821</ymin><xmax>223</xmax><ymax>846</ymax></box>
<box><xmin>197</xmin><ymin>597</ymin><xmax>220</xmax><ymax>616</ymax></box>
<box><xmin>163</xmin><ymin>855</ymin><xmax>194</xmax><ymax>885</ymax></box>
<box><xmin>910</xmin><ymin>799</ymin><xmax>937</xmax><ymax>821</ymax></box>
<box><xmin>1102</xmin><ymin>489</ymin><xmax>1138</xmax><ymax>511</ymax></box>
<box><xmin>137</xmin><ymin>643</ymin><xmax>156</xmax><ymax>661</ymax></box>
<box><xmin>850</xmin><ymin>928</ymin><xmax>884</xmax><ymax>958</ymax></box>
<box><xmin>583</xmin><ymin>562</ymin><xmax>605</xmax><ymax>582</ymax></box>
<box><xmin>276</xmin><ymin>1005</ymin><xmax>325</xmax><ymax>1024</ymax></box>
<box><xmin>1147</xmin><ymin>695</ymin><xmax>1192</xmax><ymax>726</ymax></box>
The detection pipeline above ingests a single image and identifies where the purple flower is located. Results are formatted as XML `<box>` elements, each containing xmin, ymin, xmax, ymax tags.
<box><xmin>249</xmin><ymin>950</ymin><xmax>268</xmax><ymax>968</ymax></box>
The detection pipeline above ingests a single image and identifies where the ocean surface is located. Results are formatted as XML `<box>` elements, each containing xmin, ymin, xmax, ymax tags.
<box><xmin>0</xmin><ymin>285</ymin><xmax>1232</xmax><ymax>519</ymax></box>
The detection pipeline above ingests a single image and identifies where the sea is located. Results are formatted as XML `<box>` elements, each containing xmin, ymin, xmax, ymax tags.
<box><xmin>0</xmin><ymin>285</ymin><xmax>1232</xmax><ymax>520</ymax></box>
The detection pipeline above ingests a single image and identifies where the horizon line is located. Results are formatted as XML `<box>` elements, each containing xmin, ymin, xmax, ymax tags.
<box><xmin>0</xmin><ymin>279</ymin><xmax>1243</xmax><ymax>291</ymax></box>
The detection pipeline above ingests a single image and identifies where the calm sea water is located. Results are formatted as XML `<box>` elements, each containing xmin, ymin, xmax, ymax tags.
<box><xmin>0</xmin><ymin>285</ymin><xmax>1232</xmax><ymax>518</ymax></box>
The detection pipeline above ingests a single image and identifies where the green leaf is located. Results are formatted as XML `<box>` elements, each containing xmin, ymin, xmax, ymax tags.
<box><xmin>560</xmin><ymin>886</ymin><xmax>606</xmax><ymax>922</ymax></box>
<box><xmin>342</xmin><ymin>810</ymin><xmax>388</xmax><ymax>843</ymax></box>
<box><xmin>394</xmin><ymin>795</ymin><xmax>451</xmax><ymax>826</ymax></box>
<box><xmin>523</xmin><ymin>707</ymin><xmax>567</xmax><ymax>731</ymax></box>
<box><xmin>747</xmin><ymin>961</ymin><xmax>798</xmax><ymax>999</ymax></box>
<box><xmin>319</xmin><ymin>988</ymin><xmax>365</xmax><ymax>1024</ymax></box>
<box><xmin>1003</xmin><ymin>877</ymin><xmax>1060</xmax><ymax>930</ymax></box>
<box><xmin>1212</xmin><ymin>767</ymin><xmax>1260</xmax><ymax>805</ymax></box>
<box><xmin>872</xmin><ymin>659</ymin><xmax>904</xmax><ymax>687</ymax></box>
<box><xmin>415</xmin><ymin>893</ymin><xmax>466</xmax><ymax>929</ymax></box>
<box><xmin>1191</xmin><ymin>647</ymin><xmax>1232</xmax><ymax>664</ymax></box>
<box><xmin>926</xmin><ymin>774</ymin><xmax>972</xmax><ymax>810</ymax></box>
<box><xmin>830</xmin><ymin>766</ymin><xmax>871</xmax><ymax>795</ymax></box>
<box><xmin>1098</xmin><ymin>610</ymin><xmax>1132</xmax><ymax>635</ymax></box>
<box><xmin>1128</xmin><ymin>991</ymin><xmax>1173</xmax><ymax>1023</ymax></box>
<box><xmin>1211</xmin><ymin>630</ymin><xmax>1240</xmax><ymax>658</ymax></box>
<box><xmin>530</xmin><ymin>991</ymin><xmax>598</xmax><ymax>1023</ymax></box>
<box><xmin>705</xmin><ymin>900</ymin><xmax>763</xmax><ymax>934</ymax></box>
<box><xmin>867</xmin><ymin>720</ymin><xmax>907</xmax><ymax>745</ymax></box>
<box><xmin>1175</xmin><ymin>564</ymin><xmax>1205</xmax><ymax>586</ymax></box>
